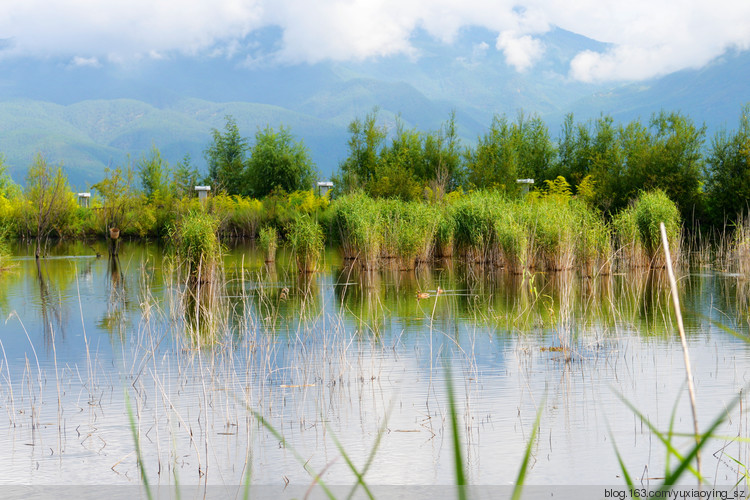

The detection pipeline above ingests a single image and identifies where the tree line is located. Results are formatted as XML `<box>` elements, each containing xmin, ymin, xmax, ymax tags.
<box><xmin>333</xmin><ymin>105</ymin><xmax>750</xmax><ymax>227</ymax></box>
<box><xmin>1</xmin><ymin>104</ymin><xmax>750</xmax><ymax>258</ymax></box>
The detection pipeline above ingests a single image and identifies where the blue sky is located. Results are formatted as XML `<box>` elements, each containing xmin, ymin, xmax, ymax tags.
<box><xmin>1</xmin><ymin>0</ymin><xmax>749</xmax><ymax>81</ymax></box>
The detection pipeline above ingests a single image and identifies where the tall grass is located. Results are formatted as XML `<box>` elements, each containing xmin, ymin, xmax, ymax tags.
<box><xmin>169</xmin><ymin>210</ymin><xmax>222</xmax><ymax>283</ymax></box>
<box><xmin>286</xmin><ymin>213</ymin><xmax>324</xmax><ymax>273</ymax></box>
<box><xmin>257</xmin><ymin>225</ymin><xmax>278</xmax><ymax>263</ymax></box>
<box><xmin>380</xmin><ymin>199</ymin><xmax>438</xmax><ymax>269</ymax></box>
<box><xmin>452</xmin><ymin>191</ymin><xmax>503</xmax><ymax>263</ymax></box>
<box><xmin>613</xmin><ymin>190</ymin><xmax>682</xmax><ymax>268</ymax></box>
<box><xmin>330</xmin><ymin>191</ymin><xmax>383</xmax><ymax>268</ymax></box>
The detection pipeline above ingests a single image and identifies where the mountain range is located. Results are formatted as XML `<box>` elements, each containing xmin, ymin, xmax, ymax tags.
<box><xmin>0</xmin><ymin>26</ymin><xmax>747</xmax><ymax>189</ymax></box>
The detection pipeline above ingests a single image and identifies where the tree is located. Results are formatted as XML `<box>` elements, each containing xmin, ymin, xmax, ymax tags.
<box><xmin>92</xmin><ymin>162</ymin><xmax>137</xmax><ymax>255</ymax></box>
<box><xmin>246</xmin><ymin>125</ymin><xmax>318</xmax><ymax>198</ymax></box>
<box><xmin>705</xmin><ymin>104</ymin><xmax>750</xmax><ymax>224</ymax></box>
<box><xmin>24</xmin><ymin>154</ymin><xmax>72</xmax><ymax>259</ymax></box>
<box><xmin>464</xmin><ymin>115</ymin><xmax>520</xmax><ymax>192</ymax></box>
<box><xmin>513</xmin><ymin>111</ymin><xmax>555</xmax><ymax>182</ymax></box>
<box><xmin>204</xmin><ymin>116</ymin><xmax>248</xmax><ymax>195</ymax></box>
<box><xmin>374</xmin><ymin>118</ymin><xmax>425</xmax><ymax>200</ymax></box>
<box><xmin>423</xmin><ymin>111</ymin><xmax>463</xmax><ymax>198</ymax></box>
<box><xmin>171</xmin><ymin>154</ymin><xmax>200</xmax><ymax>199</ymax></box>
<box><xmin>137</xmin><ymin>145</ymin><xmax>170</xmax><ymax>202</ymax></box>
<box><xmin>0</xmin><ymin>154</ymin><xmax>20</xmax><ymax>199</ymax></box>
<box><xmin>337</xmin><ymin>109</ymin><xmax>387</xmax><ymax>193</ymax></box>
<box><xmin>643</xmin><ymin>111</ymin><xmax>705</xmax><ymax>219</ymax></box>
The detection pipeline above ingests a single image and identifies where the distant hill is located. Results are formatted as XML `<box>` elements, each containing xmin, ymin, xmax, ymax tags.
<box><xmin>0</xmin><ymin>26</ymin><xmax>748</xmax><ymax>189</ymax></box>
<box><xmin>559</xmin><ymin>49</ymin><xmax>750</xmax><ymax>135</ymax></box>
<box><xmin>0</xmin><ymin>99</ymin><xmax>349</xmax><ymax>189</ymax></box>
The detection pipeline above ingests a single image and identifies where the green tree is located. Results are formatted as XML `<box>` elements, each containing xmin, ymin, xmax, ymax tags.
<box><xmin>336</xmin><ymin>109</ymin><xmax>387</xmax><ymax>193</ymax></box>
<box><xmin>0</xmin><ymin>154</ymin><xmax>20</xmax><ymax>199</ymax></box>
<box><xmin>705</xmin><ymin>104</ymin><xmax>750</xmax><ymax>224</ymax></box>
<box><xmin>137</xmin><ymin>145</ymin><xmax>171</xmax><ymax>202</ymax></box>
<box><xmin>464</xmin><ymin>115</ymin><xmax>520</xmax><ymax>192</ymax></box>
<box><xmin>205</xmin><ymin>116</ymin><xmax>248</xmax><ymax>195</ymax></box>
<box><xmin>644</xmin><ymin>111</ymin><xmax>705</xmax><ymax>219</ymax></box>
<box><xmin>92</xmin><ymin>162</ymin><xmax>137</xmax><ymax>255</ymax></box>
<box><xmin>172</xmin><ymin>154</ymin><xmax>200</xmax><ymax>199</ymax></box>
<box><xmin>423</xmin><ymin>111</ymin><xmax>463</xmax><ymax>198</ymax></box>
<box><xmin>514</xmin><ymin>111</ymin><xmax>556</xmax><ymax>182</ymax></box>
<box><xmin>246</xmin><ymin>125</ymin><xmax>318</xmax><ymax>198</ymax></box>
<box><xmin>587</xmin><ymin>115</ymin><xmax>626</xmax><ymax>215</ymax></box>
<box><xmin>24</xmin><ymin>154</ymin><xmax>73</xmax><ymax>258</ymax></box>
<box><xmin>373</xmin><ymin>118</ymin><xmax>425</xmax><ymax>200</ymax></box>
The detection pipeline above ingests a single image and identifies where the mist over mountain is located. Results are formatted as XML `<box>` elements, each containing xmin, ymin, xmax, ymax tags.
<box><xmin>0</xmin><ymin>26</ymin><xmax>747</xmax><ymax>189</ymax></box>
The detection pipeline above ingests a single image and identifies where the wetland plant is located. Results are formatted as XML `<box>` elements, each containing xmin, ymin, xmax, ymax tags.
<box><xmin>380</xmin><ymin>199</ymin><xmax>438</xmax><ymax>269</ymax></box>
<box><xmin>286</xmin><ymin>213</ymin><xmax>324</xmax><ymax>273</ymax></box>
<box><xmin>452</xmin><ymin>191</ymin><xmax>502</xmax><ymax>263</ymax></box>
<box><xmin>613</xmin><ymin>190</ymin><xmax>681</xmax><ymax>268</ymax></box>
<box><xmin>330</xmin><ymin>191</ymin><xmax>383</xmax><ymax>267</ymax></box>
<box><xmin>170</xmin><ymin>209</ymin><xmax>222</xmax><ymax>283</ymax></box>
<box><xmin>257</xmin><ymin>225</ymin><xmax>278</xmax><ymax>262</ymax></box>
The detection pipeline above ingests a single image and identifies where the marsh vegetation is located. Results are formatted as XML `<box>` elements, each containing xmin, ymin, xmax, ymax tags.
<box><xmin>0</xmin><ymin>231</ymin><xmax>749</xmax><ymax>495</ymax></box>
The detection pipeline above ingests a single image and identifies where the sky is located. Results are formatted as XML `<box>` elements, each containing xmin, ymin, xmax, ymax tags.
<box><xmin>0</xmin><ymin>0</ymin><xmax>749</xmax><ymax>82</ymax></box>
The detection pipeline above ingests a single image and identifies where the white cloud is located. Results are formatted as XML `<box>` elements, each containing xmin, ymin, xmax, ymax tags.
<box><xmin>0</xmin><ymin>0</ymin><xmax>748</xmax><ymax>81</ymax></box>
<box><xmin>496</xmin><ymin>32</ymin><xmax>544</xmax><ymax>72</ymax></box>
<box><xmin>70</xmin><ymin>56</ymin><xmax>101</xmax><ymax>68</ymax></box>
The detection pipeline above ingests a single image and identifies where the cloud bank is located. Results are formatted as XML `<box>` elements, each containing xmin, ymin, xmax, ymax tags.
<box><xmin>0</xmin><ymin>0</ymin><xmax>748</xmax><ymax>81</ymax></box>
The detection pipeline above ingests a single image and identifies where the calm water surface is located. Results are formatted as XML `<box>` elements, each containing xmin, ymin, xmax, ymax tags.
<box><xmin>1</xmin><ymin>241</ymin><xmax>749</xmax><ymax>488</ymax></box>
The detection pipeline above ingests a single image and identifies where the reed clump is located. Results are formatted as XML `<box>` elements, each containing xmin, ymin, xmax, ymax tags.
<box><xmin>613</xmin><ymin>190</ymin><xmax>681</xmax><ymax>268</ymax></box>
<box><xmin>329</xmin><ymin>188</ymin><xmax>677</xmax><ymax>275</ymax></box>
<box><xmin>434</xmin><ymin>204</ymin><xmax>457</xmax><ymax>258</ymax></box>
<box><xmin>330</xmin><ymin>191</ymin><xmax>383</xmax><ymax>268</ymax></box>
<box><xmin>170</xmin><ymin>210</ymin><xmax>222</xmax><ymax>283</ymax></box>
<box><xmin>257</xmin><ymin>225</ymin><xmax>278</xmax><ymax>263</ymax></box>
<box><xmin>727</xmin><ymin>214</ymin><xmax>750</xmax><ymax>275</ymax></box>
<box><xmin>493</xmin><ymin>201</ymin><xmax>532</xmax><ymax>274</ymax></box>
<box><xmin>286</xmin><ymin>213</ymin><xmax>324</xmax><ymax>273</ymax></box>
<box><xmin>380</xmin><ymin>199</ymin><xmax>438</xmax><ymax>269</ymax></box>
<box><xmin>452</xmin><ymin>190</ymin><xmax>503</xmax><ymax>263</ymax></box>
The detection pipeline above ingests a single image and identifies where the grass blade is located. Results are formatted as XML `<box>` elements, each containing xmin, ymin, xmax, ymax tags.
<box><xmin>445</xmin><ymin>366</ymin><xmax>467</xmax><ymax>500</ymax></box>
<box><xmin>511</xmin><ymin>395</ymin><xmax>545</xmax><ymax>500</ymax></box>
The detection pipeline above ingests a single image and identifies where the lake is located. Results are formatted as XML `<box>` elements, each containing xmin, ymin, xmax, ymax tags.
<box><xmin>1</xmin><ymin>240</ymin><xmax>749</xmax><ymax>495</ymax></box>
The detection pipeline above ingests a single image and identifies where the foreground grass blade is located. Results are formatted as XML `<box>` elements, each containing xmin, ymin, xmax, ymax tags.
<box><xmin>612</xmin><ymin>439</ymin><xmax>635</xmax><ymax>490</ymax></box>
<box><xmin>445</xmin><ymin>367</ymin><xmax>467</xmax><ymax>500</ymax></box>
<box><xmin>125</xmin><ymin>389</ymin><xmax>153</xmax><ymax>500</ymax></box>
<box><xmin>656</xmin><ymin>391</ymin><xmax>741</xmax><ymax>491</ymax></box>
<box><xmin>511</xmin><ymin>396</ymin><xmax>545</xmax><ymax>500</ymax></box>
<box><xmin>614</xmin><ymin>390</ymin><xmax>703</xmax><ymax>481</ymax></box>
<box><xmin>326</xmin><ymin>428</ymin><xmax>375</xmax><ymax>500</ymax></box>
<box><xmin>250</xmin><ymin>409</ymin><xmax>335</xmax><ymax>500</ymax></box>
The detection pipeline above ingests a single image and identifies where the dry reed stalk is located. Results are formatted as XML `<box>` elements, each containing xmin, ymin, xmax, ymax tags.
<box><xmin>660</xmin><ymin>221</ymin><xmax>701</xmax><ymax>482</ymax></box>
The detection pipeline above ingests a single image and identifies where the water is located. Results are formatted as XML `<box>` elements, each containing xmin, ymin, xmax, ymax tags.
<box><xmin>1</xmin><ymin>240</ymin><xmax>749</xmax><ymax>489</ymax></box>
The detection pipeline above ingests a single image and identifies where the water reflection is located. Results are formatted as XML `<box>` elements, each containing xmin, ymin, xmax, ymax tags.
<box><xmin>1</xmin><ymin>241</ymin><xmax>750</xmax><ymax>487</ymax></box>
<box><xmin>35</xmin><ymin>258</ymin><xmax>66</xmax><ymax>349</ymax></box>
